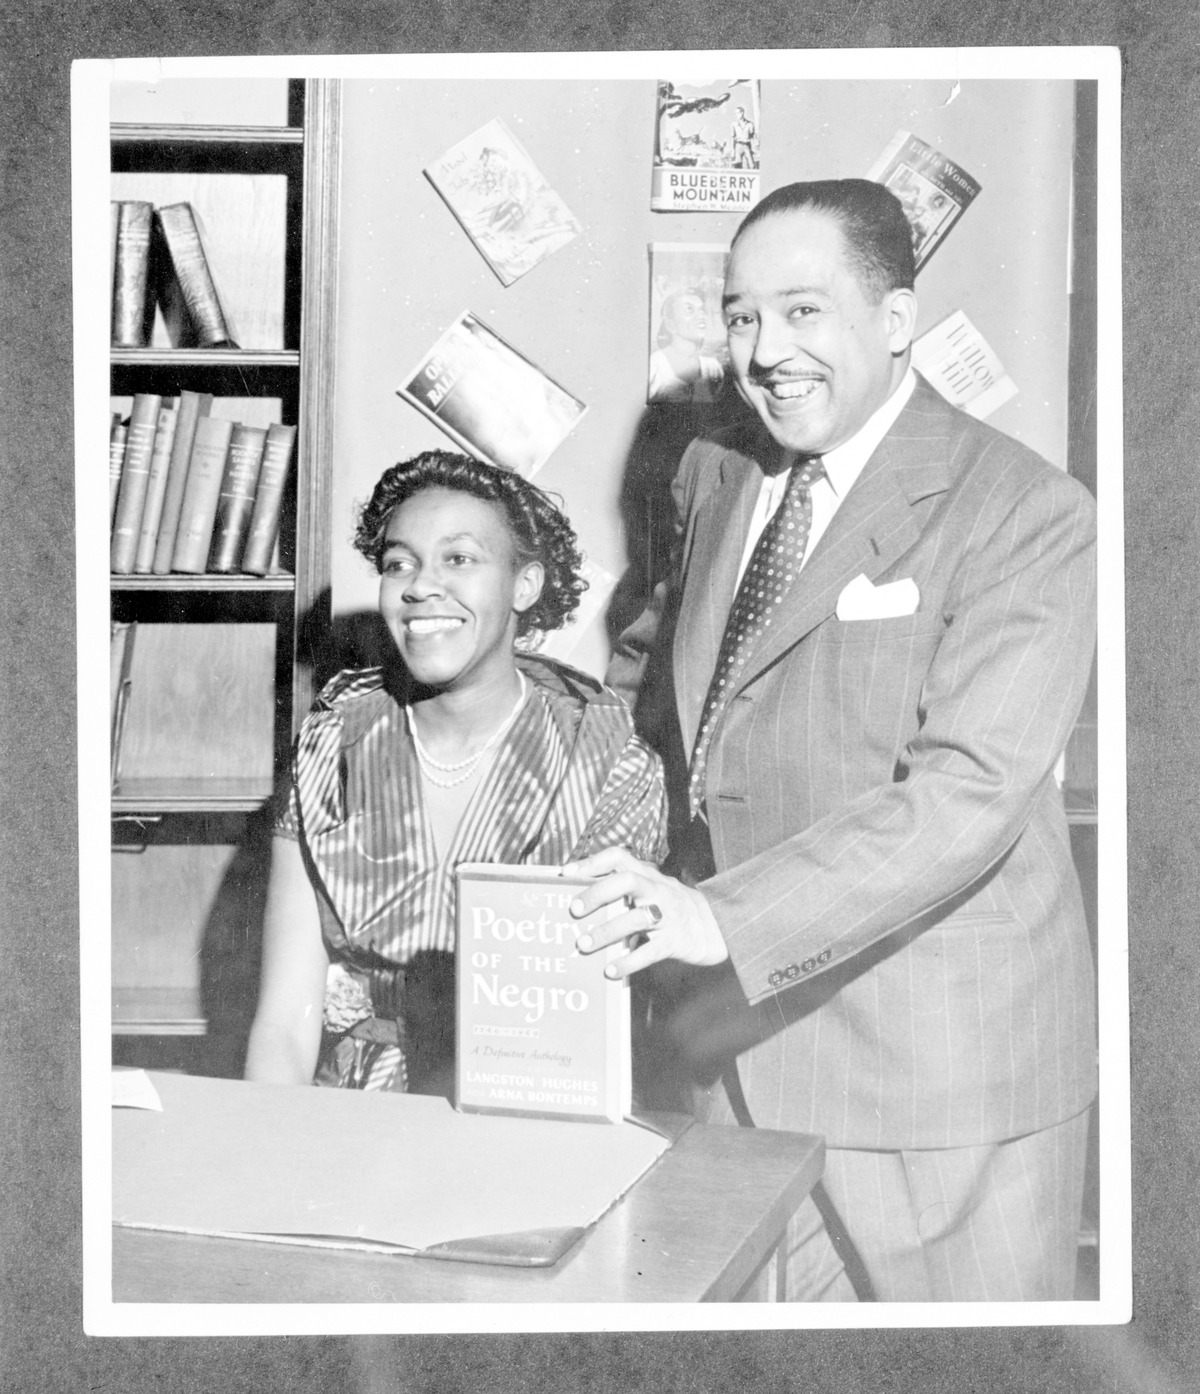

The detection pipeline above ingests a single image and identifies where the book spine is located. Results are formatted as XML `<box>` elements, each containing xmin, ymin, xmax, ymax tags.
<box><xmin>110</xmin><ymin>203</ymin><xmax>119</xmax><ymax>328</ymax></box>
<box><xmin>111</xmin><ymin>201</ymin><xmax>155</xmax><ymax>348</ymax></box>
<box><xmin>171</xmin><ymin>416</ymin><xmax>235</xmax><ymax>573</ymax></box>
<box><xmin>110</xmin><ymin>621</ymin><xmax>129</xmax><ymax>732</ymax></box>
<box><xmin>240</xmin><ymin>423</ymin><xmax>296</xmax><ymax>575</ymax></box>
<box><xmin>151</xmin><ymin>391</ymin><xmax>213</xmax><ymax>574</ymax></box>
<box><xmin>208</xmin><ymin>424</ymin><xmax>268</xmax><ymax>573</ymax></box>
<box><xmin>110</xmin><ymin>620</ymin><xmax>137</xmax><ymax>790</ymax></box>
<box><xmin>110</xmin><ymin>393</ymin><xmax>163</xmax><ymax>574</ymax></box>
<box><xmin>133</xmin><ymin>403</ymin><xmax>180</xmax><ymax>573</ymax></box>
<box><xmin>109</xmin><ymin>416</ymin><xmax>128</xmax><ymax>528</ymax></box>
<box><xmin>154</xmin><ymin>204</ymin><xmax>238</xmax><ymax>349</ymax></box>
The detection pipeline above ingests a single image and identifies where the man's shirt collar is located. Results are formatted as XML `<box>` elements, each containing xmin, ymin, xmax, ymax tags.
<box><xmin>810</xmin><ymin>365</ymin><xmax>917</xmax><ymax>498</ymax></box>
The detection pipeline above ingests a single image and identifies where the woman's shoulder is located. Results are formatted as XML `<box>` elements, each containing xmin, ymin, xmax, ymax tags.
<box><xmin>312</xmin><ymin>666</ymin><xmax>388</xmax><ymax>712</ymax></box>
<box><xmin>301</xmin><ymin>668</ymin><xmax>397</xmax><ymax>749</ymax></box>
<box><xmin>518</xmin><ymin>652</ymin><xmax>631</xmax><ymax>721</ymax></box>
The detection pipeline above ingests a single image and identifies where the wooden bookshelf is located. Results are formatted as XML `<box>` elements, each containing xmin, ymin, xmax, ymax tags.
<box><xmin>110</xmin><ymin>78</ymin><xmax>339</xmax><ymax>1043</ymax></box>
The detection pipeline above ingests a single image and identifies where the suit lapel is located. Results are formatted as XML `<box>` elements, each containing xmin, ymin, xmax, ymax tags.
<box><xmin>675</xmin><ymin>445</ymin><xmax>765</xmax><ymax>751</ymax></box>
<box><xmin>732</xmin><ymin>381</ymin><xmax>954</xmax><ymax>692</ymax></box>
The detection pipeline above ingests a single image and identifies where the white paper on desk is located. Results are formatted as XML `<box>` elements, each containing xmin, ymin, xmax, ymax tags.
<box><xmin>111</xmin><ymin>1067</ymin><xmax>163</xmax><ymax>1111</ymax></box>
<box><xmin>835</xmin><ymin>573</ymin><xmax>920</xmax><ymax>620</ymax></box>
<box><xmin>112</xmin><ymin>1072</ymin><xmax>670</xmax><ymax>1253</ymax></box>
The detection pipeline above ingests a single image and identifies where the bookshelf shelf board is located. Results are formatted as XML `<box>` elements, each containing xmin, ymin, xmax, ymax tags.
<box><xmin>112</xmin><ymin>123</ymin><xmax>304</xmax><ymax>146</ymax></box>
<box><xmin>111</xmin><ymin>348</ymin><xmax>300</xmax><ymax>369</ymax></box>
<box><xmin>112</xmin><ymin>1021</ymin><xmax>207</xmax><ymax>1038</ymax></box>
<box><xmin>1064</xmin><ymin>789</ymin><xmax>1098</xmax><ymax>827</ymax></box>
<box><xmin>112</xmin><ymin>986</ymin><xmax>207</xmax><ymax>1037</ymax></box>
<box><xmin>112</xmin><ymin>777</ymin><xmax>274</xmax><ymax>814</ymax></box>
<box><xmin>110</xmin><ymin>574</ymin><xmax>295</xmax><ymax>593</ymax></box>
<box><xmin>111</xmin><ymin>126</ymin><xmax>306</xmax><ymax>176</ymax></box>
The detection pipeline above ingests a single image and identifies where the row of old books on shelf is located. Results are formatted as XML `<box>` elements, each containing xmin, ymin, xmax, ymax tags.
<box><xmin>110</xmin><ymin>391</ymin><xmax>295</xmax><ymax>576</ymax></box>
<box><xmin>112</xmin><ymin>200</ymin><xmax>238</xmax><ymax>349</ymax></box>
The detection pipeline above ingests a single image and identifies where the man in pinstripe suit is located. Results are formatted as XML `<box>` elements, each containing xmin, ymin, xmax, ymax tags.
<box><xmin>568</xmin><ymin>179</ymin><xmax>1097</xmax><ymax>1301</ymax></box>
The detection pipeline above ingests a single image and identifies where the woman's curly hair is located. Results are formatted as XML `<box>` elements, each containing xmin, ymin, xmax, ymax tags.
<box><xmin>353</xmin><ymin>450</ymin><xmax>586</xmax><ymax>637</ymax></box>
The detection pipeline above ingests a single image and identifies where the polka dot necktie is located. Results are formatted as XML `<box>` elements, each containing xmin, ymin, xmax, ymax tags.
<box><xmin>688</xmin><ymin>456</ymin><xmax>825</xmax><ymax>819</ymax></box>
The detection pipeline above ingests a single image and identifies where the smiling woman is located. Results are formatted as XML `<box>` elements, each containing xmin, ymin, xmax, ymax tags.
<box><xmin>243</xmin><ymin>450</ymin><xmax>667</xmax><ymax>1097</ymax></box>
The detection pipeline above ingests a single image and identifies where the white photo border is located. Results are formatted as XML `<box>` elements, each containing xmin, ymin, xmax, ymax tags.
<box><xmin>76</xmin><ymin>45</ymin><xmax>1127</xmax><ymax>1336</ymax></box>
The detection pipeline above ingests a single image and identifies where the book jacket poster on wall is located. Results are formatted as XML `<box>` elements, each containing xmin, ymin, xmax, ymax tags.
<box><xmin>651</xmin><ymin>78</ymin><xmax>761</xmax><ymax>211</ymax></box>
<box><xmin>538</xmin><ymin>555</ymin><xmax>618</xmax><ymax>665</ymax></box>
<box><xmin>911</xmin><ymin>309</ymin><xmax>1018</xmax><ymax>420</ymax></box>
<box><xmin>647</xmin><ymin>241</ymin><xmax>730</xmax><ymax>404</ymax></box>
<box><xmin>396</xmin><ymin>310</ymin><xmax>587</xmax><ymax>477</ymax></box>
<box><xmin>866</xmin><ymin>129</ymin><xmax>982</xmax><ymax>272</ymax></box>
<box><xmin>424</xmin><ymin>118</ymin><xmax>582</xmax><ymax>286</ymax></box>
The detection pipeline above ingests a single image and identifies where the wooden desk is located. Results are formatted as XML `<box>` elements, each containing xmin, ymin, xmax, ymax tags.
<box><xmin>114</xmin><ymin>1104</ymin><xmax>823</xmax><ymax>1304</ymax></box>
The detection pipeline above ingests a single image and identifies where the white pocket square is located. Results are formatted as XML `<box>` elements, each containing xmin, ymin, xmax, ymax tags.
<box><xmin>835</xmin><ymin>573</ymin><xmax>920</xmax><ymax>621</ymax></box>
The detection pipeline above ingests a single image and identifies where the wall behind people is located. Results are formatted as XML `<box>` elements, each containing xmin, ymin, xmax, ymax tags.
<box><xmin>332</xmin><ymin>77</ymin><xmax>1075</xmax><ymax>678</ymax></box>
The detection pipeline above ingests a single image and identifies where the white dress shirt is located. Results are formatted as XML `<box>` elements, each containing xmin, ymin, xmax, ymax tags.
<box><xmin>736</xmin><ymin>367</ymin><xmax>917</xmax><ymax>585</ymax></box>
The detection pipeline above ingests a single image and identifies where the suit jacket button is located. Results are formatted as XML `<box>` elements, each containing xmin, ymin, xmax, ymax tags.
<box><xmin>817</xmin><ymin>949</ymin><xmax>832</xmax><ymax>965</ymax></box>
<box><xmin>801</xmin><ymin>957</ymin><xmax>816</xmax><ymax>973</ymax></box>
<box><xmin>785</xmin><ymin>963</ymin><xmax>800</xmax><ymax>980</ymax></box>
<box><xmin>768</xmin><ymin>970</ymin><xmax>784</xmax><ymax>987</ymax></box>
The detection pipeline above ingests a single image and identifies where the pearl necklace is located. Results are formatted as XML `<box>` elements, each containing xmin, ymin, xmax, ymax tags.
<box><xmin>405</xmin><ymin>673</ymin><xmax>528</xmax><ymax>789</ymax></box>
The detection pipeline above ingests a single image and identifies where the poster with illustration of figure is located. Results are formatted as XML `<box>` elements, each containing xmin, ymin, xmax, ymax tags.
<box><xmin>425</xmin><ymin>118</ymin><xmax>582</xmax><ymax>286</ymax></box>
<box><xmin>646</xmin><ymin>243</ymin><xmax>730</xmax><ymax>404</ymax></box>
<box><xmin>651</xmin><ymin>79</ymin><xmax>760</xmax><ymax>211</ymax></box>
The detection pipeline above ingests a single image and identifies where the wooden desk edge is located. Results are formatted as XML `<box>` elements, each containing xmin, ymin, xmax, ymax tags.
<box><xmin>112</xmin><ymin>1123</ymin><xmax>825</xmax><ymax>1305</ymax></box>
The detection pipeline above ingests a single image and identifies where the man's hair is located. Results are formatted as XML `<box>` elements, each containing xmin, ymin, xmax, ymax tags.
<box><xmin>353</xmin><ymin>449</ymin><xmax>585</xmax><ymax>636</ymax></box>
<box><xmin>732</xmin><ymin>179</ymin><xmax>916</xmax><ymax>301</ymax></box>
